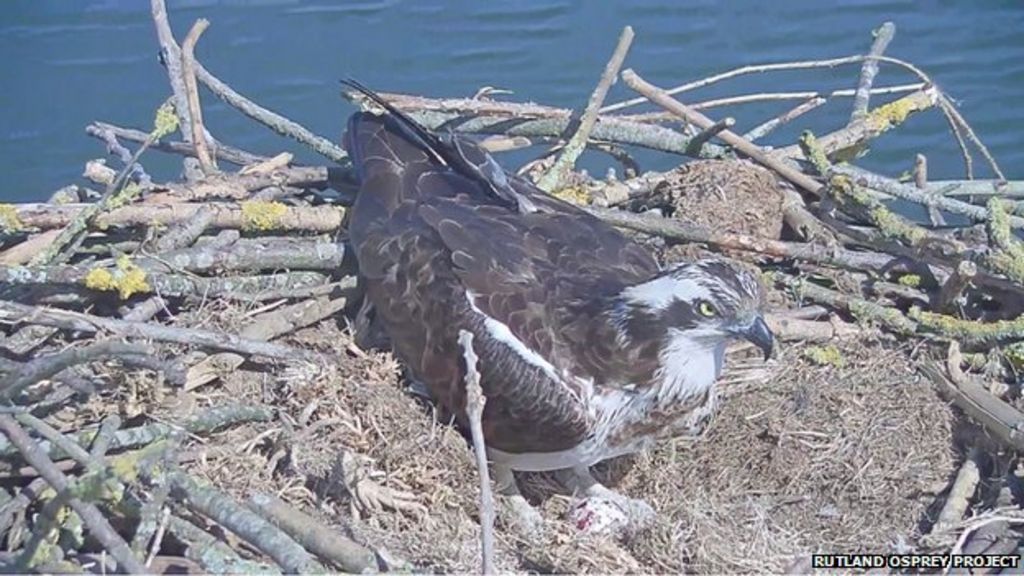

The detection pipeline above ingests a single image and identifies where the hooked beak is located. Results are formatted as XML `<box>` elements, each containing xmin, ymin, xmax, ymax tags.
<box><xmin>732</xmin><ymin>316</ymin><xmax>774</xmax><ymax>360</ymax></box>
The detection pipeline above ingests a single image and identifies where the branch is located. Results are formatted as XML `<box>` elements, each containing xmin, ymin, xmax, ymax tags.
<box><xmin>585</xmin><ymin>206</ymin><xmax>929</xmax><ymax>277</ymax></box>
<box><xmin>194</xmin><ymin>63</ymin><xmax>346</xmax><ymax>165</ymax></box>
<box><xmin>180</xmin><ymin>19</ymin><xmax>216</xmax><ymax>174</ymax></box>
<box><xmin>150</xmin><ymin>0</ymin><xmax>192</xmax><ymax>142</ymax></box>
<box><xmin>0</xmin><ymin>300</ymin><xmax>316</xmax><ymax>361</ymax></box>
<box><xmin>537</xmin><ymin>26</ymin><xmax>633</xmax><ymax>191</ymax></box>
<box><xmin>0</xmin><ymin>415</ymin><xmax>146</xmax><ymax>574</ymax></box>
<box><xmin>13</xmin><ymin>201</ymin><xmax>345</xmax><ymax>233</ymax></box>
<box><xmin>247</xmin><ymin>493</ymin><xmax>377</xmax><ymax>573</ymax></box>
<box><xmin>918</xmin><ymin>343</ymin><xmax>1024</xmax><ymax>452</ymax></box>
<box><xmin>87</xmin><ymin>122</ymin><xmax>265</xmax><ymax>166</ymax></box>
<box><xmin>743</xmin><ymin>97</ymin><xmax>826</xmax><ymax>143</ymax></box>
<box><xmin>458</xmin><ymin>330</ymin><xmax>495</xmax><ymax>575</ymax></box>
<box><xmin>621</xmin><ymin>68</ymin><xmax>824</xmax><ymax>197</ymax></box>
<box><xmin>850</xmin><ymin>22</ymin><xmax>896</xmax><ymax>123</ymax></box>
<box><xmin>772</xmin><ymin>87</ymin><xmax>939</xmax><ymax>161</ymax></box>
<box><xmin>168</xmin><ymin>470</ymin><xmax>326</xmax><ymax>574</ymax></box>
<box><xmin>366</xmin><ymin>94</ymin><xmax>729</xmax><ymax>158</ymax></box>
<box><xmin>831</xmin><ymin>164</ymin><xmax>1024</xmax><ymax>229</ymax></box>
<box><xmin>0</xmin><ymin>263</ymin><xmax>333</xmax><ymax>302</ymax></box>
<box><xmin>0</xmin><ymin>340</ymin><xmax>149</xmax><ymax>402</ymax></box>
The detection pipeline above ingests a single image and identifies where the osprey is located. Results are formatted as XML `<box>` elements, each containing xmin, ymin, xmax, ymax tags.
<box><xmin>342</xmin><ymin>80</ymin><xmax>774</xmax><ymax>534</ymax></box>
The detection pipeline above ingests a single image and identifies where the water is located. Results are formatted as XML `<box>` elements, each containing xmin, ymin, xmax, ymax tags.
<box><xmin>2</xmin><ymin>0</ymin><xmax>1022</xmax><ymax>202</ymax></box>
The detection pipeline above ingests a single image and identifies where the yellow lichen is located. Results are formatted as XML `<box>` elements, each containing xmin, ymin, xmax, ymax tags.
<box><xmin>799</xmin><ymin>131</ymin><xmax>831</xmax><ymax>175</ymax></box>
<box><xmin>0</xmin><ymin>204</ymin><xmax>23</xmax><ymax>233</ymax></box>
<box><xmin>829</xmin><ymin>176</ymin><xmax>927</xmax><ymax>246</ymax></box>
<box><xmin>552</xmin><ymin>186</ymin><xmax>590</xmax><ymax>206</ymax></box>
<box><xmin>897</xmin><ymin>274</ymin><xmax>921</xmax><ymax>288</ymax></box>
<box><xmin>107</xmin><ymin>182</ymin><xmax>142</xmax><ymax>210</ymax></box>
<box><xmin>909</xmin><ymin>307</ymin><xmax>1024</xmax><ymax>345</ymax></box>
<box><xmin>802</xmin><ymin>344</ymin><xmax>846</xmax><ymax>368</ymax></box>
<box><xmin>151</xmin><ymin>98</ymin><xmax>180</xmax><ymax>140</ymax></box>
<box><xmin>84</xmin><ymin>255</ymin><xmax>150</xmax><ymax>299</ymax></box>
<box><xmin>865</xmin><ymin>97</ymin><xmax>916</xmax><ymax>132</ymax></box>
<box><xmin>84</xmin><ymin>268</ymin><xmax>116</xmax><ymax>291</ymax></box>
<box><xmin>241</xmin><ymin>200</ymin><xmax>289</xmax><ymax>231</ymax></box>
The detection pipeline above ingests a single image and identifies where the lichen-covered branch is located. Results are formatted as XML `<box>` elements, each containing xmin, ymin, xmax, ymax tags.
<box><xmin>0</xmin><ymin>415</ymin><xmax>146</xmax><ymax>574</ymax></box>
<box><xmin>10</xmin><ymin>201</ymin><xmax>345</xmax><ymax>233</ymax></box>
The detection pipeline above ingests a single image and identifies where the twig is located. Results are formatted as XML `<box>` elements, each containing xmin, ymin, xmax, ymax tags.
<box><xmin>150</xmin><ymin>205</ymin><xmax>215</xmax><ymax>254</ymax></box>
<box><xmin>0</xmin><ymin>300</ymin><xmax>316</xmax><ymax>361</ymax></box>
<box><xmin>621</xmin><ymin>69</ymin><xmax>823</xmax><ymax>197</ymax></box>
<box><xmin>87</xmin><ymin>122</ymin><xmax>265</xmax><ymax>166</ymax></box>
<box><xmin>180</xmin><ymin>19</ymin><xmax>216</xmax><ymax>174</ymax></box>
<box><xmin>939</xmin><ymin>102</ymin><xmax>975</xmax><ymax>179</ymax></box>
<box><xmin>1</xmin><ymin>341</ymin><xmax>150</xmax><ymax>402</ymax></box>
<box><xmin>686</xmin><ymin>117</ymin><xmax>735</xmax><ymax>156</ymax></box>
<box><xmin>149</xmin><ymin>238</ymin><xmax>350</xmax><ymax>273</ymax></box>
<box><xmin>916</xmin><ymin>153</ymin><xmax>947</xmax><ymax>227</ymax></box>
<box><xmin>537</xmin><ymin>26</ymin><xmax>634</xmax><ymax>191</ymax></box>
<box><xmin>938</xmin><ymin>94</ymin><xmax>1006</xmax><ymax>180</ymax></box>
<box><xmin>92</xmin><ymin>125</ymin><xmax>153</xmax><ymax>187</ymax></box>
<box><xmin>0</xmin><ymin>415</ymin><xmax>146</xmax><ymax>574</ymax></box>
<box><xmin>144</xmin><ymin>508</ymin><xmax>171</xmax><ymax>568</ymax></box>
<box><xmin>850</xmin><ymin>22</ymin><xmax>896</xmax><ymax>123</ymax></box>
<box><xmin>743</xmin><ymin>97</ymin><xmax>826</xmax><ymax>142</ymax></box>
<box><xmin>193</xmin><ymin>63</ymin><xmax>346</xmax><ymax>164</ymax></box>
<box><xmin>458</xmin><ymin>330</ymin><xmax>495</xmax><ymax>575</ymax></box>
<box><xmin>602</xmin><ymin>53</ymin><xmax>933</xmax><ymax>114</ymax></box>
<box><xmin>247</xmin><ymin>493</ymin><xmax>378</xmax><ymax>573</ymax></box>
<box><xmin>619</xmin><ymin>84</ymin><xmax>923</xmax><ymax>121</ymax></box>
<box><xmin>932</xmin><ymin>180</ymin><xmax>1024</xmax><ymax>199</ymax></box>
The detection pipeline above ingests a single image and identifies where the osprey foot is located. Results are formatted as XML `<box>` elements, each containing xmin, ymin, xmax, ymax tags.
<box><xmin>496</xmin><ymin>493</ymin><xmax>545</xmax><ymax>543</ymax></box>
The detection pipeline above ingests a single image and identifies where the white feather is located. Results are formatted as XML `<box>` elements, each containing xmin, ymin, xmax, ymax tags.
<box><xmin>464</xmin><ymin>290</ymin><xmax>580</xmax><ymax>402</ymax></box>
<box><xmin>619</xmin><ymin>273</ymin><xmax>712</xmax><ymax>311</ymax></box>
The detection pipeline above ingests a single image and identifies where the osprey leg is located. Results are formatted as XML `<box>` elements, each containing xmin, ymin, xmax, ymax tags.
<box><xmin>492</xmin><ymin>463</ymin><xmax>544</xmax><ymax>540</ymax></box>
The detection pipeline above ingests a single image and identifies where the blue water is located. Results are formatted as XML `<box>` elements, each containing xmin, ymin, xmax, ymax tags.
<box><xmin>2</xmin><ymin>0</ymin><xmax>1022</xmax><ymax>201</ymax></box>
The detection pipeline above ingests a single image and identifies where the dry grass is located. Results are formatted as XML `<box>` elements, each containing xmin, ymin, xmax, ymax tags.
<box><xmin>86</xmin><ymin>301</ymin><xmax>956</xmax><ymax>573</ymax></box>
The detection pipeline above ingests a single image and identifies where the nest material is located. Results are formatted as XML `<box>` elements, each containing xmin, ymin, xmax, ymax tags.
<box><xmin>629</xmin><ymin>159</ymin><xmax>788</xmax><ymax>266</ymax></box>
<box><xmin>144</xmin><ymin>314</ymin><xmax>955</xmax><ymax>574</ymax></box>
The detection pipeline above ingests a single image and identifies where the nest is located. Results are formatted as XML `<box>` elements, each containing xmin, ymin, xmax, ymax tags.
<box><xmin>120</xmin><ymin>314</ymin><xmax>954</xmax><ymax>574</ymax></box>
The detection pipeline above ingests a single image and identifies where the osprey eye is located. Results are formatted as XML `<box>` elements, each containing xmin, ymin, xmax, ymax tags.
<box><xmin>697</xmin><ymin>300</ymin><xmax>718</xmax><ymax>317</ymax></box>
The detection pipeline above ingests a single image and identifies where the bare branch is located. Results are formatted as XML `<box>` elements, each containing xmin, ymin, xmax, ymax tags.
<box><xmin>850</xmin><ymin>22</ymin><xmax>896</xmax><ymax>123</ymax></box>
<box><xmin>458</xmin><ymin>329</ymin><xmax>495</xmax><ymax>575</ymax></box>
<box><xmin>180</xmin><ymin>19</ymin><xmax>216</xmax><ymax>174</ymax></box>
<box><xmin>538</xmin><ymin>26</ymin><xmax>634</xmax><ymax>191</ymax></box>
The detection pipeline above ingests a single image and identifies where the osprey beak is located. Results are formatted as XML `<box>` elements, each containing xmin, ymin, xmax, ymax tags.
<box><xmin>735</xmin><ymin>315</ymin><xmax>774</xmax><ymax>360</ymax></box>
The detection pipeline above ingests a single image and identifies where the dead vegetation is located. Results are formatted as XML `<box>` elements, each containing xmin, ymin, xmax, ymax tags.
<box><xmin>1</xmin><ymin>2</ymin><xmax>1023</xmax><ymax>574</ymax></box>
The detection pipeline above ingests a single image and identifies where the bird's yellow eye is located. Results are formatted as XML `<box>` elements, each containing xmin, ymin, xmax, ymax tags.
<box><xmin>698</xmin><ymin>300</ymin><xmax>717</xmax><ymax>317</ymax></box>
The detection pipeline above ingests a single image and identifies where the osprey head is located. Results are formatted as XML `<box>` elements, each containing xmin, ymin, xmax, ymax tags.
<box><xmin>618</xmin><ymin>258</ymin><xmax>774</xmax><ymax>360</ymax></box>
